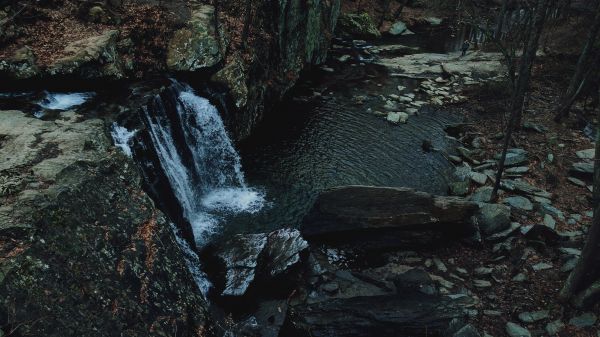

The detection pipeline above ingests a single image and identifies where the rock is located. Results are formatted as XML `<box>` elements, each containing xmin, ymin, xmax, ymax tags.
<box><xmin>450</xmin><ymin>181</ymin><xmax>470</xmax><ymax>196</ymax></box>
<box><xmin>569</xmin><ymin>313</ymin><xmax>597</xmax><ymax>327</ymax></box>
<box><xmin>470</xmin><ymin>172</ymin><xmax>488</xmax><ymax>185</ymax></box>
<box><xmin>512</xmin><ymin>273</ymin><xmax>528</xmax><ymax>282</ymax></box>
<box><xmin>211</xmin><ymin>55</ymin><xmax>249</xmax><ymax>108</ymax></box>
<box><xmin>571</xmin><ymin>161</ymin><xmax>594</xmax><ymax>177</ymax></box>
<box><xmin>506</xmin><ymin>166</ymin><xmax>529</xmax><ymax>175</ymax></box>
<box><xmin>0</xmin><ymin>46</ymin><xmax>40</xmax><ymax>79</ymax></box>
<box><xmin>558</xmin><ymin>247</ymin><xmax>581</xmax><ymax>256</ymax></box>
<box><xmin>167</xmin><ymin>6</ymin><xmax>222</xmax><ymax>71</ymax></box>
<box><xmin>393</xmin><ymin>269</ymin><xmax>438</xmax><ymax>295</ymax></box>
<box><xmin>337</xmin><ymin>13</ymin><xmax>381</xmax><ymax>39</ymax></box>
<box><xmin>501</xmin><ymin>179</ymin><xmax>552</xmax><ymax>199</ymax></box>
<box><xmin>301</xmin><ymin>186</ymin><xmax>480</xmax><ymax>248</ymax></box>
<box><xmin>545</xmin><ymin>320</ymin><xmax>565</xmax><ymax>335</ymax></box>
<box><xmin>576</xmin><ymin>148</ymin><xmax>595</xmax><ymax>159</ymax></box>
<box><xmin>537</xmin><ymin>203</ymin><xmax>565</xmax><ymax>221</ymax></box>
<box><xmin>543</xmin><ymin>214</ymin><xmax>556</xmax><ymax>229</ymax></box>
<box><xmin>217</xmin><ymin>233</ymin><xmax>268</xmax><ymax>296</ymax></box>
<box><xmin>48</xmin><ymin>30</ymin><xmax>126</xmax><ymax>79</ymax></box>
<box><xmin>474</xmin><ymin>267</ymin><xmax>493</xmax><ymax>276</ymax></box>
<box><xmin>473</xmin><ymin>279</ymin><xmax>492</xmax><ymax>288</ymax></box>
<box><xmin>88</xmin><ymin>6</ymin><xmax>109</xmax><ymax>23</ymax></box>
<box><xmin>496</xmin><ymin>149</ymin><xmax>528</xmax><ymax>166</ymax></box>
<box><xmin>560</xmin><ymin>257</ymin><xmax>578</xmax><ymax>272</ymax></box>
<box><xmin>476</xmin><ymin>203</ymin><xmax>511</xmax><ymax>235</ymax></box>
<box><xmin>532</xmin><ymin>262</ymin><xmax>553</xmax><ymax>271</ymax></box>
<box><xmin>568</xmin><ymin>177</ymin><xmax>587</xmax><ymax>187</ymax></box>
<box><xmin>389</xmin><ymin>21</ymin><xmax>409</xmax><ymax>35</ymax></box>
<box><xmin>282</xmin><ymin>293</ymin><xmax>471</xmax><ymax>337</ymax></box>
<box><xmin>424</xmin><ymin>17</ymin><xmax>443</xmax><ymax>26</ymax></box>
<box><xmin>0</xmin><ymin>110</ymin><xmax>209</xmax><ymax>335</ymax></box>
<box><xmin>518</xmin><ymin>310</ymin><xmax>549</xmax><ymax>323</ymax></box>
<box><xmin>506</xmin><ymin>322</ymin><xmax>531</xmax><ymax>337</ymax></box>
<box><xmin>469</xmin><ymin>186</ymin><xmax>494</xmax><ymax>203</ymax></box>
<box><xmin>486</xmin><ymin>222</ymin><xmax>521</xmax><ymax>242</ymax></box>
<box><xmin>453</xmin><ymin>324</ymin><xmax>482</xmax><ymax>337</ymax></box>
<box><xmin>504</xmin><ymin>196</ymin><xmax>533</xmax><ymax>211</ymax></box>
<box><xmin>215</xmin><ymin>228</ymin><xmax>307</xmax><ymax>296</ymax></box>
<box><xmin>264</xmin><ymin>228</ymin><xmax>309</xmax><ymax>277</ymax></box>
<box><xmin>523</xmin><ymin>122</ymin><xmax>547</xmax><ymax>133</ymax></box>
<box><xmin>387</xmin><ymin>111</ymin><xmax>409</xmax><ymax>124</ymax></box>
<box><xmin>433</xmin><ymin>257</ymin><xmax>448</xmax><ymax>272</ymax></box>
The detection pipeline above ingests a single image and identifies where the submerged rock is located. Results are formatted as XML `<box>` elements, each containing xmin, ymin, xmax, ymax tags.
<box><xmin>506</xmin><ymin>322</ymin><xmax>531</xmax><ymax>337</ymax></box>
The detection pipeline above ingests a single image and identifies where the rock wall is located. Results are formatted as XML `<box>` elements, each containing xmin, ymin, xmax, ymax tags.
<box><xmin>0</xmin><ymin>0</ymin><xmax>340</xmax><ymax>140</ymax></box>
<box><xmin>0</xmin><ymin>111</ymin><xmax>210</xmax><ymax>336</ymax></box>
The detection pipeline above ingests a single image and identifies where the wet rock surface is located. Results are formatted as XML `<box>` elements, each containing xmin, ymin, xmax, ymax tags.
<box><xmin>301</xmin><ymin>186</ymin><xmax>479</xmax><ymax>248</ymax></box>
<box><xmin>0</xmin><ymin>110</ymin><xmax>210</xmax><ymax>336</ymax></box>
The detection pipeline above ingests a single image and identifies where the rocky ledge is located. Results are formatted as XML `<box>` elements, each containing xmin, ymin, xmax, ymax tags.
<box><xmin>0</xmin><ymin>110</ymin><xmax>209</xmax><ymax>336</ymax></box>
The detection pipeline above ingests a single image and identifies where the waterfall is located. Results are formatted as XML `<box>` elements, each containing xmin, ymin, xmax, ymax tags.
<box><xmin>141</xmin><ymin>81</ymin><xmax>265</xmax><ymax>245</ymax></box>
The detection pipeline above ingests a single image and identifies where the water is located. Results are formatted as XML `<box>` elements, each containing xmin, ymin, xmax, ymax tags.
<box><xmin>38</xmin><ymin>92</ymin><xmax>94</xmax><ymax>110</ymax></box>
<box><xmin>110</xmin><ymin>123</ymin><xmax>137</xmax><ymax>157</ymax></box>
<box><xmin>141</xmin><ymin>81</ymin><xmax>265</xmax><ymax>245</ymax></box>
<box><xmin>232</xmin><ymin>65</ymin><xmax>459</xmax><ymax>235</ymax></box>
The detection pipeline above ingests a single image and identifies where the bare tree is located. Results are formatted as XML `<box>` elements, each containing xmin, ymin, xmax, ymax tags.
<box><xmin>553</xmin><ymin>2</ymin><xmax>600</xmax><ymax>122</ymax></box>
<box><xmin>490</xmin><ymin>0</ymin><xmax>556</xmax><ymax>201</ymax></box>
<box><xmin>560</xmin><ymin>95</ymin><xmax>600</xmax><ymax>307</ymax></box>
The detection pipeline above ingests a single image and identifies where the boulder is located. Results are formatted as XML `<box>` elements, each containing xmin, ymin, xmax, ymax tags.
<box><xmin>211</xmin><ymin>54</ymin><xmax>249</xmax><ymax>108</ymax></box>
<box><xmin>0</xmin><ymin>46</ymin><xmax>40</xmax><ymax>79</ymax></box>
<box><xmin>213</xmin><ymin>228</ymin><xmax>308</xmax><ymax>296</ymax></box>
<box><xmin>47</xmin><ymin>30</ymin><xmax>126</xmax><ymax>79</ymax></box>
<box><xmin>281</xmin><ymin>293</ymin><xmax>471</xmax><ymax>337</ymax></box>
<box><xmin>475</xmin><ymin>203</ymin><xmax>511</xmax><ymax>235</ymax></box>
<box><xmin>166</xmin><ymin>5</ymin><xmax>223</xmax><ymax>71</ymax></box>
<box><xmin>301</xmin><ymin>186</ymin><xmax>480</xmax><ymax>248</ymax></box>
<box><xmin>570</xmin><ymin>161</ymin><xmax>594</xmax><ymax>178</ymax></box>
<box><xmin>217</xmin><ymin>233</ymin><xmax>268</xmax><ymax>296</ymax></box>
<box><xmin>336</xmin><ymin>13</ymin><xmax>381</xmax><ymax>39</ymax></box>
<box><xmin>388</xmin><ymin>20</ymin><xmax>414</xmax><ymax>35</ymax></box>
<box><xmin>0</xmin><ymin>110</ymin><xmax>210</xmax><ymax>335</ymax></box>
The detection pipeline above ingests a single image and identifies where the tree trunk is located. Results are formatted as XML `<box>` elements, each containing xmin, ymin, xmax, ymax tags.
<box><xmin>495</xmin><ymin>0</ymin><xmax>510</xmax><ymax>38</ymax></box>
<box><xmin>559</xmin><ymin>99</ymin><xmax>600</xmax><ymax>307</ymax></box>
<box><xmin>491</xmin><ymin>0</ymin><xmax>554</xmax><ymax>201</ymax></box>
<box><xmin>554</xmin><ymin>3</ymin><xmax>600</xmax><ymax>122</ymax></box>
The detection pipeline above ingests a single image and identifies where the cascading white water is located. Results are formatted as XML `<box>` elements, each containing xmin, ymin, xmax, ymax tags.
<box><xmin>142</xmin><ymin>81</ymin><xmax>265</xmax><ymax>245</ymax></box>
<box><xmin>110</xmin><ymin>123</ymin><xmax>137</xmax><ymax>157</ymax></box>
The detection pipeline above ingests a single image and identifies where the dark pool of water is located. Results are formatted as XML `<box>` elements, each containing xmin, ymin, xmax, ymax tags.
<box><xmin>223</xmin><ymin>63</ymin><xmax>461</xmax><ymax>235</ymax></box>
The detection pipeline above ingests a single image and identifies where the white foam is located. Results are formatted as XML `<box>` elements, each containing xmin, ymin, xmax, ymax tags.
<box><xmin>39</xmin><ymin>92</ymin><xmax>94</xmax><ymax>110</ymax></box>
<box><xmin>201</xmin><ymin>187</ymin><xmax>266</xmax><ymax>214</ymax></box>
<box><xmin>169</xmin><ymin>223</ymin><xmax>212</xmax><ymax>297</ymax></box>
<box><xmin>110</xmin><ymin>123</ymin><xmax>137</xmax><ymax>157</ymax></box>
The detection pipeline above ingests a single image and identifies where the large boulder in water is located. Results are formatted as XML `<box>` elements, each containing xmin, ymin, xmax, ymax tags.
<box><xmin>212</xmin><ymin>228</ymin><xmax>309</xmax><ymax>296</ymax></box>
<box><xmin>166</xmin><ymin>5</ymin><xmax>223</xmax><ymax>72</ymax></box>
<box><xmin>336</xmin><ymin>13</ymin><xmax>381</xmax><ymax>39</ymax></box>
<box><xmin>301</xmin><ymin>186</ymin><xmax>479</xmax><ymax>248</ymax></box>
<box><xmin>280</xmin><ymin>292</ymin><xmax>472</xmax><ymax>337</ymax></box>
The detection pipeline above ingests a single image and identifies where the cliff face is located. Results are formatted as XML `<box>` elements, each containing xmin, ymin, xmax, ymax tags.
<box><xmin>0</xmin><ymin>110</ymin><xmax>210</xmax><ymax>336</ymax></box>
<box><xmin>0</xmin><ymin>0</ymin><xmax>340</xmax><ymax>139</ymax></box>
<box><xmin>211</xmin><ymin>0</ymin><xmax>341</xmax><ymax>140</ymax></box>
